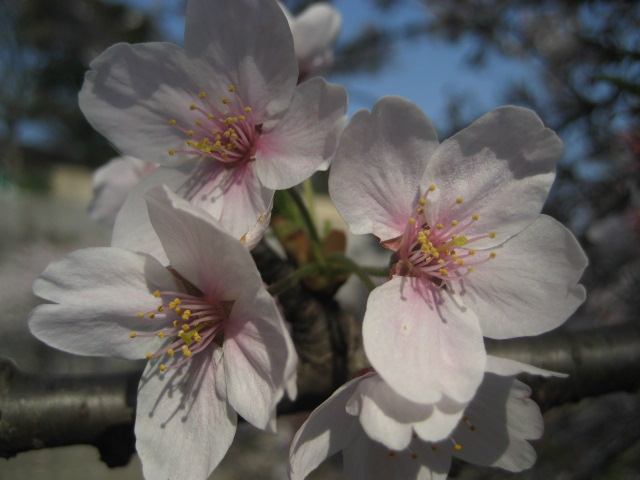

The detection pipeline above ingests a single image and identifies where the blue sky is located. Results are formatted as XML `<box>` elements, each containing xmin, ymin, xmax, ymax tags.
<box><xmin>331</xmin><ymin>0</ymin><xmax>538</xmax><ymax>125</ymax></box>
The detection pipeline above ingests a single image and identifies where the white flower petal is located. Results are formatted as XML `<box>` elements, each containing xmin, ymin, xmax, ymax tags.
<box><xmin>144</xmin><ymin>185</ymin><xmax>264</xmax><ymax>301</ymax></box>
<box><xmin>89</xmin><ymin>155</ymin><xmax>155</xmax><ymax>228</ymax></box>
<box><xmin>363</xmin><ymin>276</ymin><xmax>486</xmax><ymax>404</ymax></box>
<box><xmin>29</xmin><ymin>248</ymin><xmax>176</xmax><ymax>359</ymax></box>
<box><xmin>79</xmin><ymin>42</ymin><xmax>224</xmax><ymax>166</ymax></box>
<box><xmin>289</xmin><ymin>377</ymin><xmax>365</xmax><ymax>480</ymax></box>
<box><xmin>486</xmin><ymin>355</ymin><xmax>568</xmax><ymax>378</ymax></box>
<box><xmin>413</xmin><ymin>395</ymin><xmax>467</xmax><ymax>443</ymax></box>
<box><xmin>461</xmin><ymin>215</ymin><xmax>587</xmax><ymax>339</ymax></box>
<box><xmin>451</xmin><ymin>373</ymin><xmax>542</xmax><ymax>472</ymax></box>
<box><xmin>184</xmin><ymin>0</ymin><xmax>298</xmax><ymax>120</ymax></box>
<box><xmin>423</xmin><ymin>106</ymin><xmax>561</xmax><ymax>249</ymax></box>
<box><xmin>176</xmin><ymin>159</ymin><xmax>273</xmax><ymax>242</ymax></box>
<box><xmin>291</xmin><ymin>3</ymin><xmax>341</xmax><ymax>78</ymax></box>
<box><xmin>135</xmin><ymin>353</ymin><xmax>237</xmax><ymax>480</ymax></box>
<box><xmin>256</xmin><ymin>77</ymin><xmax>347</xmax><ymax>189</ymax></box>
<box><xmin>330</xmin><ymin>96</ymin><xmax>439</xmax><ymax>241</ymax></box>
<box><xmin>352</xmin><ymin>374</ymin><xmax>434</xmax><ymax>451</ymax></box>
<box><xmin>343</xmin><ymin>436</ymin><xmax>450</xmax><ymax>480</ymax></box>
<box><xmin>223</xmin><ymin>288</ymin><xmax>297</xmax><ymax>431</ymax></box>
<box><xmin>112</xmin><ymin>166</ymin><xmax>191</xmax><ymax>265</ymax></box>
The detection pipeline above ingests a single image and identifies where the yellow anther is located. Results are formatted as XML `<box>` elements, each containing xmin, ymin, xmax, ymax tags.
<box><xmin>490</xmin><ymin>252</ymin><xmax>497</xmax><ymax>259</ymax></box>
<box><xmin>408</xmin><ymin>217</ymin><xmax>416</xmax><ymax>225</ymax></box>
<box><xmin>168</xmin><ymin>149</ymin><xmax>175</xmax><ymax>155</ymax></box>
<box><xmin>182</xmin><ymin>324</ymin><xmax>190</xmax><ymax>330</ymax></box>
<box><xmin>159</xmin><ymin>364</ymin><xmax>167</xmax><ymax>372</ymax></box>
<box><xmin>456</xmin><ymin>197</ymin><xmax>464</xmax><ymax>204</ymax></box>
<box><xmin>224</xmin><ymin>117</ymin><xmax>232</xmax><ymax>124</ymax></box>
<box><xmin>183</xmin><ymin>349</ymin><xmax>192</xmax><ymax>357</ymax></box>
<box><xmin>130</xmin><ymin>332</ymin><xmax>137</xmax><ymax>338</ymax></box>
<box><xmin>183</xmin><ymin>309</ymin><xmax>191</xmax><ymax>318</ymax></box>
<box><xmin>208</xmin><ymin>114</ymin><xmax>215</xmax><ymax>120</ymax></box>
<box><xmin>454</xmin><ymin>445</ymin><xmax>462</xmax><ymax>451</ymax></box>
<box><xmin>157</xmin><ymin>306</ymin><xmax>164</xmax><ymax>312</ymax></box>
<box><xmin>137</xmin><ymin>313</ymin><xmax>144</xmax><ymax>319</ymax></box>
<box><xmin>439</xmin><ymin>268</ymin><xmax>448</xmax><ymax>275</ymax></box>
<box><xmin>469</xmin><ymin>249</ymin><xmax>476</xmax><ymax>255</ymax></box>
<box><xmin>195</xmin><ymin>120</ymin><xmax>202</xmax><ymax>126</ymax></box>
<box><xmin>467</xmin><ymin>266</ymin><xmax>474</xmax><ymax>273</ymax></box>
<box><xmin>146</xmin><ymin>353</ymin><xmax>153</xmax><ymax>360</ymax></box>
<box><xmin>194</xmin><ymin>333</ymin><xmax>203</xmax><ymax>342</ymax></box>
<box><xmin>244</xmin><ymin>107</ymin><xmax>252</xmax><ymax>113</ymax></box>
<box><xmin>175</xmin><ymin>307</ymin><xmax>182</xmax><ymax>314</ymax></box>
<box><xmin>148</xmin><ymin>313</ymin><xmax>155</xmax><ymax>319</ymax></box>
<box><xmin>457</xmin><ymin>260</ymin><xmax>464</xmax><ymax>265</ymax></box>
<box><xmin>228</xmin><ymin>85</ymin><xmax>235</xmax><ymax>92</ymax></box>
<box><xmin>489</xmin><ymin>232</ymin><xmax>496</xmax><ymax>238</ymax></box>
<box><xmin>174</xmin><ymin>298</ymin><xmax>181</xmax><ymax>305</ymax></box>
<box><xmin>168</xmin><ymin>349</ymin><xmax>175</xmax><ymax>356</ymax></box>
<box><xmin>436</xmin><ymin>224</ymin><xmax>444</xmax><ymax>229</ymax></box>
<box><xmin>198</xmin><ymin>91</ymin><xmax>206</xmax><ymax>98</ymax></box>
<box><xmin>451</xmin><ymin>220</ymin><xmax>458</xmax><ymax>226</ymax></box>
<box><xmin>417</xmin><ymin>208</ymin><xmax>424</xmax><ymax>215</ymax></box>
<box><xmin>186</xmin><ymin>140</ymin><xmax>195</xmax><ymax>147</ymax></box>
<box><xmin>157</xmin><ymin>331</ymin><xmax>165</xmax><ymax>338</ymax></box>
<box><xmin>222</xmin><ymin>152</ymin><xmax>229</xmax><ymax>159</ymax></box>
<box><xmin>173</xmin><ymin>320</ymin><xmax>180</xmax><ymax>327</ymax></box>
<box><xmin>238</xmin><ymin>115</ymin><xmax>246</xmax><ymax>121</ymax></box>
<box><xmin>472</xmin><ymin>214</ymin><xmax>480</xmax><ymax>221</ymax></box>
<box><xmin>418</xmin><ymin>198</ymin><xmax>426</xmax><ymax>206</ymax></box>
<box><xmin>221</xmin><ymin>97</ymin><xmax>228</xmax><ymax>104</ymax></box>
<box><xmin>196</xmin><ymin>138</ymin><xmax>209</xmax><ymax>150</ymax></box>
<box><xmin>187</xmin><ymin>129</ymin><xmax>194</xmax><ymax>137</ymax></box>
<box><xmin>189</xmin><ymin>104</ymin><xmax>196</xmax><ymax>110</ymax></box>
<box><xmin>153</xmin><ymin>290</ymin><xmax>161</xmax><ymax>297</ymax></box>
<box><xmin>169</xmin><ymin>119</ymin><xmax>176</xmax><ymax>126</ymax></box>
<box><xmin>428</xmin><ymin>185</ymin><xmax>436</xmax><ymax>191</ymax></box>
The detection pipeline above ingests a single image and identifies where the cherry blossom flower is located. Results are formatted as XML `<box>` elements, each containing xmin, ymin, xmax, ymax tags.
<box><xmin>89</xmin><ymin>155</ymin><xmax>157</xmax><ymax>227</ymax></box>
<box><xmin>289</xmin><ymin>357</ymin><xmax>555</xmax><ymax>480</ymax></box>
<box><xmin>29</xmin><ymin>185</ymin><xmax>297</xmax><ymax>480</ymax></box>
<box><xmin>279</xmin><ymin>1</ymin><xmax>342</xmax><ymax>81</ymax></box>
<box><xmin>329</xmin><ymin>96</ymin><xmax>587</xmax><ymax>405</ymax></box>
<box><xmin>79</xmin><ymin>0</ymin><xmax>347</xmax><ymax>250</ymax></box>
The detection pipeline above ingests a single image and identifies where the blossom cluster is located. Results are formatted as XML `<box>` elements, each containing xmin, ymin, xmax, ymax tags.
<box><xmin>28</xmin><ymin>0</ymin><xmax>587</xmax><ymax>479</ymax></box>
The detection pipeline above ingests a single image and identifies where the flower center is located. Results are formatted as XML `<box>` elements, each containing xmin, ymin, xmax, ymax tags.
<box><xmin>394</xmin><ymin>184</ymin><xmax>497</xmax><ymax>282</ymax></box>
<box><xmin>130</xmin><ymin>288</ymin><xmax>229</xmax><ymax>372</ymax></box>
<box><xmin>167</xmin><ymin>85</ymin><xmax>261</xmax><ymax>167</ymax></box>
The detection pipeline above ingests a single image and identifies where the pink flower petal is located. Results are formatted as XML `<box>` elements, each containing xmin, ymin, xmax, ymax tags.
<box><xmin>363</xmin><ymin>276</ymin><xmax>486</xmax><ymax>404</ymax></box>
<box><xmin>29</xmin><ymin>247</ymin><xmax>177</xmax><ymax>359</ymax></box>
<box><xmin>184</xmin><ymin>0</ymin><xmax>298</xmax><ymax>119</ymax></box>
<box><xmin>79</xmin><ymin>42</ymin><xmax>225</xmax><ymax>166</ymax></box>
<box><xmin>223</xmin><ymin>288</ymin><xmax>297</xmax><ymax>430</ymax></box>
<box><xmin>422</xmin><ymin>106</ymin><xmax>561</xmax><ymax>249</ymax></box>
<box><xmin>256</xmin><ymin>77</ymin><xmax>347</xmax><ymax>189</ymax></box>
<box><xmin>460</xmin><ymin>215</ymin><xmax>587</xmax><ymax>339</ymax></box>
<box><xmin>135</xmin><ymin>352</ymin><xmax>237</xmax><ymax>479</ymax></box>
<box><xmin>144</xmin><ymin>185</ymin><xmax>264</xmax><ymax>301</ymax></box>
<box><xmin>330</xmin><ymin>96</ymin><xmax>439</xmax><ymax>241</ymax></box>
